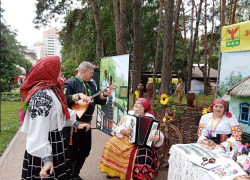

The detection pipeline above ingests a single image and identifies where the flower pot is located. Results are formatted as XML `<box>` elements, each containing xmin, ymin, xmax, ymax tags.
<box><xmin>146</xmin><ymin>81</ymin><xmax>153</xmax><ymax>97</ymax></box>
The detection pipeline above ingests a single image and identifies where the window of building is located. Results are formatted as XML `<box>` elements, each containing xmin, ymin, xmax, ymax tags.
<box><xmin>239</xmin><ymin>102</ymin><xmax>250</xmax><ymax>125</ymax></box>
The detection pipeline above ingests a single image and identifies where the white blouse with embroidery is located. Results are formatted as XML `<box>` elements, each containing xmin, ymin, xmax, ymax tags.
<box><xmin>22</xmin><ymin>89</ymin><xmax>77</xmax><ymax>159</ymax></box>
<box><xmin>115</xmin><ymin>111</ymin><xmax>164</xmax><ymax>147</ymax></box>
<box><xmin>199</xmin><ymin>113</ymin><xmax>240</xmax><ymax>135</ymax></box>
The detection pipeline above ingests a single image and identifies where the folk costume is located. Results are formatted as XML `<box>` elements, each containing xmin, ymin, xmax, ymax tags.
<box><xmin>104</xmin><ymin>81</ymin><xmax>115</xmax><ymax>133</ymax></box>
<box><xmin>100</xmin><ymin>98</ymin><xmax>164</xmax><ymax>180</ymax></box>
<box><xmin>198</xmin><ymin>99</ymin><xmax>242</xmax><ymax>147</ymax></box>
<box><xmin>20</xmin><ymin>56</ymin><xmax>79</xmax><ymax>180</ymax></box>
<box><xmin>62</xmin><ymin>75</ymin><xmax>107</xmax><ymax>178</ymax></box>
<box><xmin>101</xmin><ymin>70</ymin><xmax>109</xmax><ymax>131</ymax></box>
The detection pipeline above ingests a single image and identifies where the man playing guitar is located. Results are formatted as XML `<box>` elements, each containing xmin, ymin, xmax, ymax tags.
<box><xmin>63</xmin><ymin>61</ymin><xmax>111</xmax><ymax>180</ymax></box>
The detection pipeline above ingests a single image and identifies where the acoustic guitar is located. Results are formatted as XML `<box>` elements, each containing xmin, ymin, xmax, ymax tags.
<box><xmin>71</xmin><ymin>84</ymin><xmax>117</xmax><ymax>118</ymax></box>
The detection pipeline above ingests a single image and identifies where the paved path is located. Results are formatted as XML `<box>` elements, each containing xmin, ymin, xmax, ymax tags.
<box><xmin>0</xmin><ymin>110</ymin><xmax>168</xmax><ymax>180</ymax></box>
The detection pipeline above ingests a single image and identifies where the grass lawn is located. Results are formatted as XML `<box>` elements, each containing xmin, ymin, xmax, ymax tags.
<box><xmin>0</xmin><ymin>101</ymin><xmax>22</xmax><ymax>156</ymax></box>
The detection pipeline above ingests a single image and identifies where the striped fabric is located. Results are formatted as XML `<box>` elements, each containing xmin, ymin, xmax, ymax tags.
<box><xmin>21</xmin><ymin>129</ymin><xmax>71</xmax><ymax>180</ymax></box>
<box><xmin>100</xmin><ymin>136</ymin><xmax>138</xmax><ymax>180</ymax></box>
<box><xmin>104</xmin><ymin>96</ymin><xmax>114</xmax><ymax>130</ymax></box>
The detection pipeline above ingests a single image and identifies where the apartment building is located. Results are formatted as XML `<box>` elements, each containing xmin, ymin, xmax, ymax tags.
<box><xmin>41</xmin><ymin>27</ymin><xmax>62</xmax><ymax>59</ymax></box>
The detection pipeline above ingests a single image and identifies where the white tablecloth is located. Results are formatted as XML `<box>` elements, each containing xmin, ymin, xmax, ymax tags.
<box><xmin>167</xmin><ymin>144</ymin><xmax>246</xmax><ymax>180</ymax></box>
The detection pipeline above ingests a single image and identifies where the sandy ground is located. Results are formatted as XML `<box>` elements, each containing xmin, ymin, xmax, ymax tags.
<box><xmin>0</xmin><ymin>109</ymin><xmax>168</xmax><ymax>180</ymax></box>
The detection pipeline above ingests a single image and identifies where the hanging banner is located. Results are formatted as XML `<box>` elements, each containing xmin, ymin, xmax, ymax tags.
<box><xmin>97</xmin><ymin>54</ymin><xmax>130</xmax><ymax>135</ymax></box>
<box><xmin>221</xmin><ymin>20</ymin><xmax>250</xmax><ymax>53</ymax></box>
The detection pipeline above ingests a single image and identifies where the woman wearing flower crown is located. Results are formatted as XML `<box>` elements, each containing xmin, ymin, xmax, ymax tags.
<box><xmin>198</xmin><ymin>99</ymin><xmax>242</xmax><ymax>150</ymax></box>
<box><xmin>100</xmin><ymin>98</ymin><xmax>164</xmax><ymax>180</ymax></box>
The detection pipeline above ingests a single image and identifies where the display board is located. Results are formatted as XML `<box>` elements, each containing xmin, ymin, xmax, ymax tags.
<box><xmin>218</xmin><ymin>21</ymin><xmax>250</xmax><ymax>133</ymax></box>
<box><xmin>219</xmin><ymin>21</ymin><xmax>250</xmax><ymax>96</ymax></box>
<box><xmin>221</xmin><ymin>20</ymin><xmax>250</xmax><ymax>53</ymax></box>
<box><xmin>96</xmin><ymin>54</ymin><xmax>130</xmax><ymax>135</ymax></box>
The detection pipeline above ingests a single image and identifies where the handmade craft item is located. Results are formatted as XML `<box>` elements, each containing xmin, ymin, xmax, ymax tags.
<box><xmin>185</xmin><ymin>146</ymin><xmax>204</xmax><ymax>157</ymax></box>
<box><xmin>243</xmin><ymin>159</ymin><xmax>250</xmax><ymax>172</ymax></box>
<box><xmin>176</xmin><ymin>78</ymin><xmax>183</xmax><ymax>103</ymax></box>
<box><xmin>190</xmin><ymin>144</ymin><xmax>219</xmax><ymax>158</ymax></box>
<box><xmin>176</xmin><ymin>145</ymin><xmax>191</xmax><ymax>155</ymax></box>
<box><xmin>146</xmin><ymin>81</ymin><xmax>153</xmax><ymax>97</ymax></box>
<box><xmin>203</xmin><ymin>158</ymin><xmax>216</xmax><ymax>166</ymax></box>
<box><xmin>237</xmin><ymin>143</ymin><xmax>245</xmax><ymax>154</ymax></box>
<box><xmin>186</xmin><ymin>91</ymin><xmax>196</xmax><ymax>107</ymax></box>
<box><xmin>201</xmin><ymin>157</ymin><xmax>208</xmax><ymax>165</ymax></box>
<box><xmin>199</xmin><ymin>139</ymin><xmax>217</xmax><ymax>150</ymax></box>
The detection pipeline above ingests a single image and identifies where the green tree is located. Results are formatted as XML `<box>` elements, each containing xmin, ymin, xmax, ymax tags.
<box><xmin>61</xmin><ymin>58</ymin><xmax>78</xmax><ymax>79</ymax></box>
<box><xmin>219</xmin><ymin>71</ymin><xmax>244</xmax><ymax>96</ymax></box>
<box><xmin>1</xmin><ymin>10</ymin><xmax>29</xmax><ymax>91</ymax></box>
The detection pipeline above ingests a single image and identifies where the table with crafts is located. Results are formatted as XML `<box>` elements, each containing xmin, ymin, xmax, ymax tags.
<box><xmin>167</xmin><ymin>143</ymin><xmax>249</xmax><ymax>180</ymax></box>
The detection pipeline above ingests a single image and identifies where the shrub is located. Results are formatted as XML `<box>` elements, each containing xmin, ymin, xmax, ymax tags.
<box><xmin>1</xmin><ymin>91</ymin><xmax>20</xmax><ymax>101</ymax></box>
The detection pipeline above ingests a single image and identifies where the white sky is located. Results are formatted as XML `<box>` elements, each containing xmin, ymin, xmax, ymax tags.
<box><xmin>111</xmin><ymin>54</ymin><xmax>130</xmax><ymax>81</ymax></box>
<box><xmin>2</xmin><ymin>0</ymin><xmax>82</xmax><ymax>46</ymax></box>
<box><xmin>2</xmin><ymin>0</ymin><xmax>215</xmax><ymax>47</ymax></box>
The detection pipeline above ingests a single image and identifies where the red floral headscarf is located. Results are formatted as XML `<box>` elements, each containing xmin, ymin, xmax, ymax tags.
<box><xmin>209</xmin><ymin>99</ymin><xmax>232</xmax><ymax>118</ymax></box>
<box><xmin>136</xmin><ymin>98</ymin><xmax>155</xmax><ymax>118</ymax></box>
<box><xmin>20</xmin><ymin>56</ymin><xmax>70</xmax><ymax>123</ymax></box>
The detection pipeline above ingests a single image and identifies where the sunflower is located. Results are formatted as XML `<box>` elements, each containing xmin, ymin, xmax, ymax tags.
<box><xmin>135</xmin><ymin>90</ymin><xmax>139</xmax><ymax>99</ymax></box>
<box><xmin>163</xmin><ymin>117</ymin><xmax>172</xmax><ymax>123</ymax></box>
<box><xmin>160</xmin><ymin>94</ymin><xmax>169</xmax><ymax>105</ymax></box>
<box><xmin>202</xmin><ymin>107</ymin><xmax>210</xmax><ymax>114</ymax></box>
<box><xmin>163</xmin><ymin>117</ymin><xmax>166</xmax><ymax>123</ymax></box>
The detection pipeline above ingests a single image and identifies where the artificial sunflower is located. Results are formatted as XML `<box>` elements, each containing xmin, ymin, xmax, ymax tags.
<box><xmin>202</xmin><ymin>107</ymin><xmax>210</xmax><ymax>114</ymax></box>
<box><xmin>163</xmin><ymin>117</ymin><xmax>172</xmax><ymax>123</ymax></box>
<box><xmin>135</xmin><ymin>90</ymin><xmax>139</xmax><ymax>99</ymax></box>
<box><xmin>163</xmin><ymin>117</ymin><xmax>166</xmax><ymax>123</ymax></box>
<box><xmin>160</xmin><ymin>94</ymin><xmax>169</xmax><ymax>105</ymax></box>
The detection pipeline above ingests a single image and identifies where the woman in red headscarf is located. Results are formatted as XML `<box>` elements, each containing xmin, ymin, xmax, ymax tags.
<box><xmin>20</xmin><ymin>56</ymin><xmax>90</xmax><ymax>180</ymax></box>
<box><xmin>197</xmin><ymin>99</ymin><xmax>242</xmax><ymax>149</ymax></box>
<box><xmin>100</xmin><ymin>98</ymin><xmax>164</xmax><ymax>180</ymax></box>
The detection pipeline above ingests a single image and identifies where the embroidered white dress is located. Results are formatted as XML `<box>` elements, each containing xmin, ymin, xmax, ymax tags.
<box><xmin>197</xmin><ymin>113</ymin><xmax>242</xmax><ymax>146</ymax></box>
<box><xmin>21</xmin><ymin>89</ymin><xmax>77</xmax><ymax>180</ymax></box>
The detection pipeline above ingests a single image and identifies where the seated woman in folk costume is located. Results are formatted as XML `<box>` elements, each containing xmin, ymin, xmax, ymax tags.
<box><xmin>20</xmin><ymin>56</ymin><xmax>90</xmax><ymax>180</ymax></box>
<box><xmin>100</xmin><ymin>98</ymin><xmax>164</xmax><ymax>180</ymax></box>
<box><xmin>197</xmin><ymin>99</ymin><xmax>242</xmax><ymax>150</ymax></box>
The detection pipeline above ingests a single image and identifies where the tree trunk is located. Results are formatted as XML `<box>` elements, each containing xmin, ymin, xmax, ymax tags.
<box><xmin>203</xmin><ymin>0</ymin><xmax>208</xmax><ymax>95</ymax></box>
<box><xmin>92</xmin><ymin>0</ymin><xmax>103</xmax><ymax>62</ymax></box>
<box><xmin>208</xmin><ymin>0</ymin><xmax>215</xmax><ymax>94</ymax></box>
<box><xmin>187</xmin><ymin>0</ymin><xmax>195</xmax><ymax>91</ymax></box>
<box><xmin>221</xmin><ymin>0</ymin><xmax>226</xmax><ymax>28</ymax></box>
<box><xmin>197</xmin><ymin>36</ymin><xmax>205</xmax><ymax>84</ymax></box>
<box><xmin>153</xmin><ymin>0</ymin><xmax>163</xmax><ymax>97</ymax></box>
<box><xmin>231</xmin><ymin>0</ymin><xmax>237</xmax><ymax>25</ymax></box>
<box><xmin>120</xmin><ymin>0</ymin><xmax>126</xmax><ymax>54</ymax></box>
<box><xmin>113</xmin><ymin>0</ymin><xmax>120</xmax><ymax>54</ymax></box>
<box><xmin>163</xmin><ymin>0</ymin><xmax>167</xmax><ymax>16</ymax></box>
<box><xmin>187</xmin><ymin>0</ymin><xmax>203</xmax><ymax>91</ymax></box>
<box><xmin>229</xmin><ymin>0</ymin><xmax>233</xmax><ymax>25</ymax></box>
<box><xmin>169</xmin><ymin>0</ymin><xmax>182</xmax><ymax>93</ymax></box>
<box><xmin>132</xmin><ymin>0</ymin><xmax>141</xmax><ymax>98</ymax></box>
<box><xmin>179</xmin><ymin>2</ymin><xmax>188</xmax><ymax>94</ymax></box>
<box><xmin>161</xmin><ymin>0</ymin><xmax>174</xmax><ymax>95</ymax></box>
